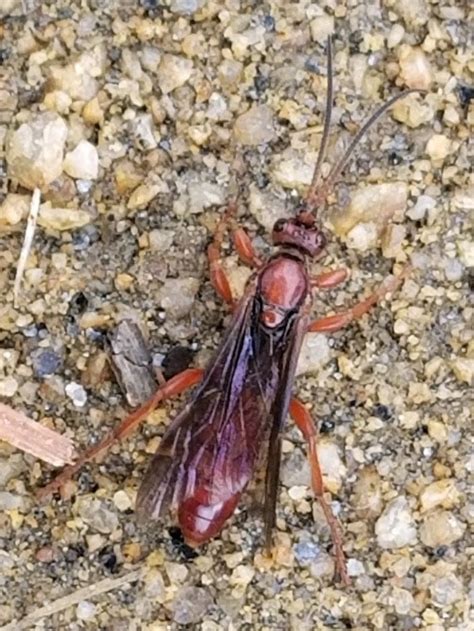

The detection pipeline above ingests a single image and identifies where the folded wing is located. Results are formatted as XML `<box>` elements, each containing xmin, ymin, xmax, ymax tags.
<box><xmin>136</xmin><ymin>283</ymin><xmax>306</xmax><ymax>542</ymax></box>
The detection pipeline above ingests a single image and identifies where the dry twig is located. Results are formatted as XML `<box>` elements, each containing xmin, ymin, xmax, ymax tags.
<box><xmin>13</xmin><ymin>187</ymin><xmax>41</xmax><ymax>308</ymax></box>
<box><xmin>0</xmin><ymin>567</ymin><xmax>144</xmax><ymax>630</ymax></box>
<box><xmin>0</xmin><ymin>403</ymin><xmax>76</xmax><ymax>466</ymax></box>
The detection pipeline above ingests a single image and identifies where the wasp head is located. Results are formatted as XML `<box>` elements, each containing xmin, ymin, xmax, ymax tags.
<box><xmin>272</xmin><ymin>214</ymin><xmax>326</xmax><ymax>258</ymax></box>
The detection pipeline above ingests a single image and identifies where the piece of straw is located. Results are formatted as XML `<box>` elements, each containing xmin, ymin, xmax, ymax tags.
<box><xmin>0</xmin><ymin>568</ymin><xmax>144</xmax><ymax>630</ymax></box>
<box><xmin>0</xmin><ymin>403</ymin><xmax>76</xmax><ymax>466</ymax></box>
<box><xmin>13</xmin><ymin>187</ymin><xmax>41</xmax><ymax>309</ymax></box>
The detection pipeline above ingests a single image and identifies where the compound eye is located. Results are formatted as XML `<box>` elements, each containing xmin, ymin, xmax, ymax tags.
<box><xmin>316</xmin><ymin>232</ymin><xmax>326</xmax><ymax>248</ymax></box>
<box><xmin>273</xmin><ymin>219</ymin><xmax>286</xmax><ymax>232</ymax></box>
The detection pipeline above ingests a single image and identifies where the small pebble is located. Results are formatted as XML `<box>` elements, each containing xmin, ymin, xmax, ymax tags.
<box><xmin>170</xmin><ymin>0</ymin><xmax>203</xmax><ymax>15</ymax></box>
<box><xmin>6</xmin><ymin>113</ymin><xmax>68</xmax><ymax>189</ymax></box>
<box><xmin>115</xmin><ymin>160</ymin><xmax>144</xmax><ymax>195</ymax></box>
<box><xmin>63</xmin><ymin>140</ymin><xmax>99</xmax><ymax>180</ymax></box>
<box><xmin>188</xmin><ymin>181</ymin><xmax>225</xmax><ymax>213</ymax></box>
<box><xmin>296</xmin><ymin>333</ymin><xmax>331</xmax><ymax>376</ymax></box>
<box><xmin>309</xmin><ymin>551</ymin><xmax>335</xmax><ymax>579</ymax></box>
<box><xmin>331</xmin><ymin>182</ymin><xmax>408</xmax><ymax>247</ymax></box>
<box><xmin>122</xmin><ymin>542</ymin><xmax>141</xmax><ymax>563</ymax></box>
<box><xmin>0</xmin><ymin>376</ymin><xmax>18</xmax><ymax>397</ymax></box>
<box><xmin>381</xmin><ymin>223</ymin><xmax>406</xmax><ymax>258</ymax></box>
<box><xmin>281</xmin><ymin>448</ymin><xmax>310</xmax><ymax>488</ymax></box>
<box><xmin>165</xmin><ymin>561</ymin><xmax>188</xmax><ymax>584</ymax></box>
<box><xmin>75</xmin><ymin>497</ymin><xmax>119</xmax><ymax>534</ymax></box>
<box><xmin>49</xmin><ymin>46</ymin><xmax>105</xmax><ymax>101</ymax></box>
<box><xmin>0</xmin><ymin>492</ymin><xmax>25</xmax><ymax>511</ymax></box>
<box><xmin>76</xmin><ymin>601</ymin><xmax>97</xmax><ymax>621</ymax></box>
<box><xmin>398</xmin><ymin>45</ymin><xmax>433</xmax><ymax>89</ymax></box>
<box><xmin>65</xmin><ymin>382</ymin><xmax>88</xmax><ymax>407</ymax></box>
<box><xmin>443</xmin><ymin>258</ymin><xmax>463</xmax><ymax>282</ymax></box>
<box><xmin>419</xmin><ymin>479</ymin><xmax>460</xmax><ymax>512</ymax></box>
<box><xmin>0</xmin><ymin>455</ymin><xmax>26</xmax><ymax>487</ymax></box>
<box><xmin>420</xmin><ymin>510</ymin><xmax>465</xmax><ymax>547</ymax></box>
<box><xmin>35</xmin><ymin>547</ymin><xmax>55</xmax><ymax>563</ymax></box>
<box><xmin>229</xmin><ymin>565</ymin><xmax>255</xmax><ymax>587</ymax></box>
<box><xmin>430</xmin><ymin>574</ymin><xmax>464</xmax><ymax>606</ymax></box>
<box><xmin>353</xmin><ymin>466</ymin><xmax>384</xmax><ymax>518</ymax></box>
<box><xmin>149</xmin><ymin>229</ymin><xmax>174</xmax><ymax>251</ymax></box>
<box><xmin>425</xmin><ymin>134</ymin><xmax>452</xmax><ymax>162</ymax></box>
<box><xmin>38</xmin><ymin>204</ymin><xmax>91</xmax><ymax>231</ymax></box>
<box><xmin>0</xmin><ymin>194</ymin><xmax>29</xmax><ymax>229</ymax></box>
<box><xmin>157</xmin><ymin>54</ymin><xmax>193</xmax><ymax>94</ymax></box>
<box><xmin>310</xmin><ymin>16</ymin><xmax>335</xmax><ymax>41</ymax></box>
<box><xmin>132</xmin><ymin>114</ymin><xmax>158</xmax><ymax>150</ymax></box>
<box><xmin>144</xmin><ymin>568</ymin><xmax>166</xmax><ymax>602</ymax></box>
<box><xmin>127</xmin><ymin>183</ymin><xmax>161</xmax><ymax>211</ymax></box>
<box><xmin>457</xmin><ymin>240</ymin><xmax>474</xmax><ymax>267</ymax></box>
<box><xmin>234</xmin><ymin>105</ymin><xmax>276</xmax><ymax>146</ymax></box>
<box><xmin>294</xmin><ymin>539</ymin><xmax>320</xmax><ymax>565</ymax></box>
<box><xmin>113</xmin><ymin>490</ymin><xmax>132</xmax><ymax>511</ymax></box>
<box><xmin>375</xmin><ymin>496</ymin><xmax>417</xmax><ymax>549</ymax></box>
<box><xmin>316</xmin><ymin>441</ymin><xmax>346</xmax><ymax>493</ymax></box>
<box><xmin>390</xmin><ymin>586</ymin><xmax>414</xmax><ymax>615</ymax></box>
<box><xmin>158</xmin><ymin>277</ymin><xmax>200</xmax><ymax>319</ymax></box>
<box><xmin>82</xmin><ymin>97</ymin><xmax>103</xmax><ymax>125</ymax></box>
<box><xmin>449</xmin><ymin>358</ymin><xmax>474</xmax><ymax>385</ymax></box>
<box><xmin>395</xmin><ymin>0</ymin><xmax>429</xmax><ymax>27</ymax></box>
<box><xmin>407</xmin><ymin>194</ymin><xmax>436</xmax><ymax>221</ymax></box>
<box><xmin>347</xmin><ymin>559</ymin><xmax>365</xmax><ymax>577</ymax></box>
<box><xmin>171</xmin><ymin>586</ymin><xmax>212</xmax><ymax>625</ymax></box>
<box><xmin>272</xmin><ymin>154</ymin><xmax>313</xmax><ymax>191</ymax></box>
<box><xmin>387</xmin><ymin>24</ymin><xmax>405</xmax><ymax>48</ymax></box>
<box><xmin>31</xmin><ymin>349</ymin><xmax>62</xmax><ymax>378</ymax></box>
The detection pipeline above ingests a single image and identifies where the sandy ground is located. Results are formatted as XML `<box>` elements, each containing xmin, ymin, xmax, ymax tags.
<box><xmin>0</xmin><ymin>1</ymin><xmax>472</xmax><ymax>629</ymax></box>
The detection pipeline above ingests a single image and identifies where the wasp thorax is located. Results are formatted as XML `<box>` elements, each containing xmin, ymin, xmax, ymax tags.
<box><xmin>272</xmin><ymin>218</ymin><xmax>326</xmax><ymax>258</ymax></box>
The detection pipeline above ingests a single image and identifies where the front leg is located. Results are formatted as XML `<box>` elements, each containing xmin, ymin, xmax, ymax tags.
<box><xmin>311</xmin><ymin>268</ymin><xmax>348</xmax><ymax>289</ymax></box>
<box><xmin>308</xmin><ymin>265</ymin><xmax>410</xmax><ymax>333</ymax></box>
<box><xmin>208</xmin><ymin>201</ymin><xmax>263</xmax><ymax>306</ymax></box>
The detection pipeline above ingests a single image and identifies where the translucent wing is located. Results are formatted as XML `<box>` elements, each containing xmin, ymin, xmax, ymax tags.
<box><xmin>136</xmin><ymin>281</ymin><xmax>307</xmax><ymax>541</ymax></box>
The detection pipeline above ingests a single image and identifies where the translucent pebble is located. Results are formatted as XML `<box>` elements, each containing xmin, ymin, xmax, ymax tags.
<box><xmin>420</xmin><ymin>510</ymin><xmax>465</xmax><ymax>547</ymax></box>
<box><xmin>76</xmin><ymin>601</ymin><xmax>96</xmax><ymax>621</ymax></box>
<box><xmin>6</xmin><ymin>113</ymin><xmax>67</xmax><ymax>190</ymax></box>
<box><xmin>65</xmin><ymin>382</ymin><xmax>88</xmax><ymax>407</ymax></box>
<box><xmin>75</xmin><ymin>497</ymin><xmax>119</xmax><ymax>534</ymax></box>
<box><xmin>375</xmin><ymin>497</ymin><xmax>417</xmax><ymax>548</ymax></box>
<box><xmin>172</xmin><ymin>586</ymin><xmax>212</xmax><ymax>625</ymax></box>
<box><xmin>63</xmin><ymin>140</ymin><xmax>99</xmax><ymax>180</ymax></box>
<box><xmin>234</xmin><ymin>105</ymin><xmax>276</xmax><ymax>146</ymax></box>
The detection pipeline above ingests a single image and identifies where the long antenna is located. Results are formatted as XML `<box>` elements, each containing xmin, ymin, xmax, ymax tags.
<box><xmin>301</xmin><ymin>38</ymin><xmax>422</xmax><ymax>217</ymax></box>
<box><xmin>321</xmin><ymin>89</ymin><xmax>421</xmax><ymax>198</ymax></box>
<box><xmin>308</xmin><ymin>37</ymin><xmax>333</xmax><ymax>196</ymax></box>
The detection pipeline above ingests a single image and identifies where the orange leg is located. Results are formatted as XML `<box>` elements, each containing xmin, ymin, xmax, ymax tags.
<box><xmin>37</xmin><ymin>368</ymin><xmax>204</xmax><ymax>500</ymax></box>
<box><xmin>208</xmin><ymin>201</ymin><xmax>262</xmax><ymax>305</ymax></box>
<box><xmin>233</xmin><ymin>228</ymin><xmax>262</xmax><ymax>268</ymax></box>
<box><xmin>208</xmin><ymin>247</ymin><xmax>234</xmax><ymax>307</ymax></box>
<box><xmin>308</xmin><ymin>265</ymin><xmax>410</xmax><ymax>333</ymax></box>
<box><xmin>311</xmin><ymin>268</ymin><xmax>348</xmax><ymax>289</ymax></box>
<box><xmin>289</xmin><ymin>398</ymin><xmax>349</xmax><ymax>586</ymax></box>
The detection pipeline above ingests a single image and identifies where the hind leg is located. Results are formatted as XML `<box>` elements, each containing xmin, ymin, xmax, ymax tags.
<box><xmin>289</xmin><ymin>397</ymin><xmax>349</xmax><ymax>585</ymax></box>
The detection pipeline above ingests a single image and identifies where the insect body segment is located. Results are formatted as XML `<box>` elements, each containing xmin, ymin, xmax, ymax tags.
<box><xmin>272</xmin><ymin>216</ymin><xmax>326</xmax><ymax>258</ymax></box>
<box><xmin>258</xmin><ymin>255</ymin><xmax>309</xmax><ymax>328</ymax></box>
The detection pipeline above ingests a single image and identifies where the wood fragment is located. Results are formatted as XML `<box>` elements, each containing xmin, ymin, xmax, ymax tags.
<box><xmin>0</xmin><ymin>403</ymin><xmax>76</xmax><ymax>466</ymax></box>
<box><xmin>13</xmin><ymin>187</ymin><xmax>41</xmax><ymax>308</ymax></box>
<box><xmin>108</xmin><ymin>319</ymin><xmax>157</xmax><ymax>407</ymax></box>
<box><xmin>0</xmin><ymin>567</ymin><xmax>144</xmax><ymax>630</ymax></box>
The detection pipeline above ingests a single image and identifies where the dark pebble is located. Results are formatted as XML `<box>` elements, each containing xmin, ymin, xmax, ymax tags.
<box><xmin>31</xmin><ymin>349</ymin><xmax>62</xmax><ymax>378</ymax></box>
